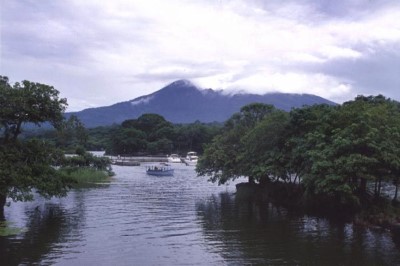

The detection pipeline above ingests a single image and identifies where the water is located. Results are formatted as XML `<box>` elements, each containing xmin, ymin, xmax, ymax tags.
<box><xmin>1</xmin><ymin>163</ymin><xmax>399</xmax><ymax>265</ymax></box>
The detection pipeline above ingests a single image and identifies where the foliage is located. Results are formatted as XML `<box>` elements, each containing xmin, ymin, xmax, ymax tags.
<box><xmin>240</xmin><ymin>110</ymin><xmax>289</xmax><ymax>183</ymax></box>
<box><xmin>0</xmin><ymin>76</ymin><xmax>67</xmax><ymax>141</ymax></box>
<box><xmin>0</xmin><ymin>139</ymin><xmax>74</xmax><ymax>203</ymax></box>
<box><xmin>196</xmin><ymin>103</ymin><xmax>278</xmax><ymax>184</ymax></box>
<box><xmin>59</xmin><ymin>151</ymin><xmax>113</xmax><ymax>176</ymax></box>
<box><xmin>0</xmin><ymin>76</ymin><xmax>73</xmax><ymax>215</ymax></box>
<box><xmin>295</xmin><ymin>96</ymin><xmax>400</xmax><ymax>208</ymax></box>
<box><xmin>20</xmin><ymin>114</ymin><xmax>222</xmax><ymax>157</ymax></box>
<box><xmin>106</xmin><ymin>114</ymin><xmax>221</xmax><ymax>156</ymax></box>
<box><xmin>197</xmin><ymin>96</ymin><xmax>400</xmax><ymax>212</ymax></box>
<box><xmin>57</xmin><ymin>115</ymin><xmax>88</xmax><ymax>150</ymax></box>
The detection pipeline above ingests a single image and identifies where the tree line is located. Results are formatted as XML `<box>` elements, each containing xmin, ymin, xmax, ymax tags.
<box><xmin>105</xmin><ymin>114</ymin><xmax>221</xmax><ymax>156</ymax></box>
<box><xmin>196</xmin><ymin>97</ymin><xmax>400</xmax><ymax>212</ymax></box>
<box><xmin>30</xmin><ymin>114</ymin><xmax>222</xmax><ymax>156</ymax></box>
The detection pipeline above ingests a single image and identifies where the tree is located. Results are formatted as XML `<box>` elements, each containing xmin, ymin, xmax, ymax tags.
<box><xmin>0</xmin><ymin>77</ymin><xmax>67</xmax><ymax>142</ymax></box>
<box><xmin>240</xmin><ymin>110</ymin><xmax>289</xmax><ymax>184</ymax></box>
<box><xmin>298</xmin><ymin>96</ymin><xmax>400</xmax><ymax>208</ymax></box>
<box><xmin>57</xmin><ymin>115</ymin><xmax>88</xmax><ymax>150</ymax></box>
<box><xmin>109</xmin><ymin>127</ymin><xmax>147</xmax><ymax>155</ymax></box>
<box><xmin>174</xmin><ymin>121</ymin><xmax>220</xmax><ymax>154</ymax></box>
<box><xmin>285</xmin><ymin>104</ymin><xmax>337</xmax><ymax>182</ymax></box>
<box><xmin>196</xmin><ymin>103</ymin><xmax>277</xmax><ymax>184</ymax></box>
<box><xmin>0</xmin><ymin>76</ymin><xmax>73</xmax><ymax>217</ymax></box>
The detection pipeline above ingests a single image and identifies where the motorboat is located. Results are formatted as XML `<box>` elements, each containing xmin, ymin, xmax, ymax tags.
<box><xmin>146</xmin><ymin>163</ymin><xmax>174</xmax><ymax>176</ymax></box>
<box><xmin>167</xmin><ymin>154</ymin><xmax>181</xmax><ymax>163</ymax></box>
<box><xmin>183</xmin><ymin>151</ymin><xmax>198</xmax><ymax>166</ymax></box>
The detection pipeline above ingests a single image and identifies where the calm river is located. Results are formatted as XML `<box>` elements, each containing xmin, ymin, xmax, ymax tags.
<box><xmin>1</xmin><ymin>163</ymin><xmax>400</xmax><ymax>265</ymax></box>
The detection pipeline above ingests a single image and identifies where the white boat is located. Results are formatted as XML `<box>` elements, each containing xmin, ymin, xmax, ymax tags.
<box><xmin>167</xmin><ymin>154</ymin><xmax>181</xmax><ymax>163</ymax></box>
<box><xmin>183</xmin><ymin>151</ymin><xmax>198</xmax><ymax>166</ymax></box>
<box><xmin>146</xmin><ymin>163</ymin><xmax>174</xmax><ymax>176</ymax></box>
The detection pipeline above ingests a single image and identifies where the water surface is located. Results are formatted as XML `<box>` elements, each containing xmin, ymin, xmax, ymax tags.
<box><xmin>1</xmin><ymin>163</ymin><xmax>399</xmax><ymax>265</ymax></box>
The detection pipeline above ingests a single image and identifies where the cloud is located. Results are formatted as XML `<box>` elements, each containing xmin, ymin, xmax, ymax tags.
<box><xmin>2</xmin><ymin>0</ymin><xmax>400</xmax><ymax>111</ymax></box>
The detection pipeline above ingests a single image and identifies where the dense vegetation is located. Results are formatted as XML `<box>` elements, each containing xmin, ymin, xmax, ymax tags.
<box><xmin>0</xmin><ymin>76</ymin><xmax>112</xmax><ymax>217</ymax></box>
<box><xmin>106</xmin><ymin>114</ymin><xmax>221</xmax><ymax>156</ymax></box>
<box><xmin>197</xmin><ymin>97</ymin><xmax>400</xmax><ymax>215</ymax></box>
<box><xmin>28</xmin><ymin>114</ymin><xmax>222</xmax><ymax>156</ymax></box>
<box><xmin>0</xmin><ymin>76</ymin><xmax>74</xmax><ymax>217</ymax></box>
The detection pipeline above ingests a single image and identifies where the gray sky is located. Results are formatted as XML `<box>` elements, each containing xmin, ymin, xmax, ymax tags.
<box><xmin>2</xmin><ymin>0</ymin><xmax>400</xmax><ymax>111</ymax></box>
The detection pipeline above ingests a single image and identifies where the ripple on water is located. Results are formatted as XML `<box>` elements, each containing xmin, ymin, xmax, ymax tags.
<box><xmin>3</xmin><ymin>164</ymin><xmax>400</xmax><ymax>266</ymax></box>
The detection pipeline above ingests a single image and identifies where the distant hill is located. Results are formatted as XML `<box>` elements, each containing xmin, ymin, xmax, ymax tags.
<box><xmin>67</xmin><ymin>79</ymin><xmax>336</xmax><ymax>127</ymax></box>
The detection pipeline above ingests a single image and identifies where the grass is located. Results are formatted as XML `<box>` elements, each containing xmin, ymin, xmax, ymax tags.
<box><xmin>0</xmin><ymin>221</ymin><xmax>26</xmax><ymax>236</ymax></box>
<box><xmin>60</xmin><ymin>167</ymin><xmax>111</xmax><ymax>185</ymax></box>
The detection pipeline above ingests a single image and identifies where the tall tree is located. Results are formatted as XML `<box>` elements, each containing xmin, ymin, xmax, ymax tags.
<box><xmin>0</xmin><ymin>76</ymin><xmax>73</xmax><ymax>217</ymax></box>
<box><xmin>197</xmin><ymin>103</ymin><xmax>276</xmax><ymax>184</ymax></box>
<box><xmin>240</xmin><ymin>110</ymin><xmax>289</xmax><ymax>183</ymax></box>
<box><xmin>300</xmin><ymin>96</ymin><xmax>400</xmax><ymax>207</ymax></box>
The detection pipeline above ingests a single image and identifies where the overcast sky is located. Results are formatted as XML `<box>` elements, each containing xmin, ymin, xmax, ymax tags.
<box><xmin>2</xmin><ymin>0</ymin><xmax>400</xmax><ymax>111</ymax></box>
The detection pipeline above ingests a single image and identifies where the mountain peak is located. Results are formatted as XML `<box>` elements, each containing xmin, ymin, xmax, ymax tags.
<box><xmin>168</xmin><ymin>79</ymin><xmax>195</xmax><ymax>87</ymax></box>
<box><xmin>157</xmin><ymin>79</ymin><xmax>200</xmax><ymax>96</ymax></box>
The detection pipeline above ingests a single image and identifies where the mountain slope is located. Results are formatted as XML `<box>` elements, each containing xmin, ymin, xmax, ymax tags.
<box><xmin>68</xmin><ymin>80</ymin><xmax>336</xmax><ymax>127</ymax></box>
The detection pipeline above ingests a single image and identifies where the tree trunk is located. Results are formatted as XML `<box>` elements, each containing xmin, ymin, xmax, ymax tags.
<box><xmin>359</xmin><ymin>178</ymin><xmax>367</xmax><ymax>196</ymax></box>
<box><xmin>249</xmin><ymin>176</ymin><xmax>255</xmax><ymax>184</ymax></box>
<box><xmin>394</xmin><ymin>182</ymin><xmax>399</xmax><ymax>202</ymax></box>
<box><xmin>378</xmin><ymin>178</ymin><xmax>382</xmax><ymax>197</ymax></box>
<box><xmin>0</xmin><ymin>194</ymin><xmax>6</xmax><ymax>221</ymax></box>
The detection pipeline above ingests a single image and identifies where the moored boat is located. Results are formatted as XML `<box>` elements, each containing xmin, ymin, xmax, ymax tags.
<box><xmin>183</xmin><ymin>151</ymin><xmax>198</xmax><ymax>166</ymax></box>
<box><xmin>167</xmin><ymin>154</ymin><xmax>181</xmax><ymax>163</ymax></box>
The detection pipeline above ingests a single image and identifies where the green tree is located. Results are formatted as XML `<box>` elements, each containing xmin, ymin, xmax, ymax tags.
<box><xmin>0</xmin><ymin>76</ymin><xmax>73</xmax><ymax>217</ymax></box>
<box><xmin>197</xmin><ymin>103</ymin><xmax>276</xmax><ymax>184</ymax></box>
<box><xmin>300</xmin><ymin>96</ymin><xmax>400</xmax><ymax>208</ymax></box>
<box><xmin>174</xmin><ymin>121</ymin><xmax>220</xmax><ymax>154</ymax></box>
<box><xmin>0</xmin><ymin>77</ymin><xmax>67</xmax><ymax>142</ymax></box>
<box><xmin>109</xmin><ymin>127</ymin><xmax>147</xmax><ymax>155</ymax></box>
<box><xmin>57</xmin><ymin>115</ymin><xmax>88</xmax><ymax>150</ymax></box>
<box><xmin>240</xmin><ymin>110</ymin><xmax>289</xmax><ymax>184</ymax></box>
<box><xmin>285</xmin><ymin>104</ymin><xmax>337</xmax><ymax>186</ymax></box>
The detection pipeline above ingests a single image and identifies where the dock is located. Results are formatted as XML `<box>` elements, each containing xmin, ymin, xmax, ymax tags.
<box><xmin>109</xmin><ymin>156</ymin><xmax>168</xmax><ymax>166</ymax></box>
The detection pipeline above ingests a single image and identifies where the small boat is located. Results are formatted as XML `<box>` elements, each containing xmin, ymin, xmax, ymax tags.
<box><xmin>167</xmin><ymin>154</ymin><xmax>181</xmax><ymax>163</ymax></box>
<box><xmin>146</xmin><ymin>163</ymin><xmax>174</xmax><ymax>176</ymax></box>
<box><xmin>182</xmin><ymin>151</ymin><xmax>198</xmax><ymax>166</ymax></box>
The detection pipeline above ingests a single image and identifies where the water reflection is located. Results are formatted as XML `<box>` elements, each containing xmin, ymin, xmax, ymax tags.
<box><xmin>1</xmin><ymin>203</ymin><xmax>71</xmax><ymax>265</ymax></box>
<box><xmin>0</xmin><ymin>188</ymin><xmax>96</xmax><ymax>265</ymax></box>
<box><xmin>196</xmin><ymin>192</ymin><xmax>400</xmax><ymax>265</ymax></box>
<box><xmin>1</xmin><ymin>164</ymin><xmax>400</xmax><ymax>265</ymax></box>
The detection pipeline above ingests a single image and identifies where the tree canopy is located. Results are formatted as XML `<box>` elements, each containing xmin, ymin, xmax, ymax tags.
<box><xmin>0</xmin><ymin>76</ymin><xmax>67</xmax><ymax>142</ymax></box>
<box><xmin>197</xmin><ymin>97</ymin><xmax>400</xmax><ymax>211</ymax></box>
<box><xmin>107</xmin><ymin>114</ymin><xmax>220</xmax><ymax>156</ymax></box>
<box><xmin>196</xmin><ymin>103</ymin><xmax>280</xmax><ymax>184</ymax></box>
<box><xmin>0</xmin><ymin>76</ymin><xmax>73</xmax><ymax>217</ymax></box>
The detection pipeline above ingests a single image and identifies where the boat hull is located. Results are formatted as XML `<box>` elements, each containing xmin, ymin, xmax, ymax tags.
<box><xmin>146</xmin><ymin>168</ymin><xmax>174</xmax><ymax>176</ymax></box>
<box><xmin>183</xmin><ymin>159</ymin><xmax>197</xmax><ymax>166</ymax></box>
<box><xmin>183</xmin><ymin>151</ymin><xmax>198</xmax><ymax>166</ymax></box>
<box><xmin>167</xmin><ymin>158</ymin><xmax>181</xmax><ymax>163</ymax></box>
